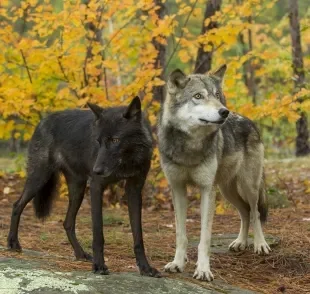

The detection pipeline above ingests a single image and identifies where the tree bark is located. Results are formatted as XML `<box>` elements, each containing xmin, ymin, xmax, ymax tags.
<box><xmin>246</xmin><ymin>16</ymin><xmax>257</xmax><ymax>104</ymax></box>
<box><xmin>194</xmin><ymin>0</ymin><xmax>222</xmax><ymax>74</ymax></box>
<box><xmin>289</xmin><ymin>0</ymin><xmax>310</xmax><ymax>156</ymax></box>
<box><xmin>152</xmin><ymin>0</ymin><xmax>166</xmax><ymax>102</ymax></box>
<box><xmin>82</xmin><ymin>1</ymin><xmax>107</xmax><ymax>98</ymax></box>
<box><xmin>237</xmin><ymin>0</ymin><xmax>257</xmax><ymax>104</ymax></box>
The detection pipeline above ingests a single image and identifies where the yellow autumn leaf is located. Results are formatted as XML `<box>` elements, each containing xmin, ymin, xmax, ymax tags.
<box><xmin>178</xmin><ymin>49</ymin><xmax>190</xmax><ymax>63</ymax></box>
<box><xmin>216</xmin><ymin>202</ymin><xmax>226</xmax><ymax>215</ymax></box>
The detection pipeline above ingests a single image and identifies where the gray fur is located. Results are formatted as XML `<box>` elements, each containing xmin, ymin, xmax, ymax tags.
<box><xmin>158</xmin><ymin>65</ymin><xmax>270</xmax><ymax>281</ymax></box>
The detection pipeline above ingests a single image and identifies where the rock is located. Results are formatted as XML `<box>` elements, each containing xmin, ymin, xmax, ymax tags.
<box><xmin>189</xmin><ymin>234</ymin><xmax>280</xmax><ymax>253</ymax></box>
<box><xmin>0</xmin><ymin>257</ymin><xmax>256</xmax><ymax>294</ymax></box>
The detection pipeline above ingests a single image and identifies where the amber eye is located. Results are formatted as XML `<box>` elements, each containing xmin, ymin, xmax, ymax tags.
<box><xmin>215</xmin><ymin>91</ymin><xmax>220</xmax><ymax>99</ymax></box>
<box><xmin>111</xmin><ymin>138</ymin><xmax>120</xmax><ymax>143</ymax></box>
<box><xmin>194</xmin><ymin>93</ymin><xmax>202</xmax><ymax>99</ymax></box>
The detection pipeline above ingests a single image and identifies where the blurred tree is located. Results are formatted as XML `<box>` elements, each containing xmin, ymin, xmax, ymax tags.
<box><xmin>195</xmin><ymin>0</ymin><xmax>221</xmax><ymax>74</ymax></box>
<box><xmin>289</xmin><ymin>0</ymin><xmax>310</xmax><ymax>156</ymax></box>
<box><xmin>151</xmin><ymin>0</ymin><xmax>166</xmax><ymax>102</ymax></box>
<box><xmin>82</xmin><ymin>1</ymin><xmax>108</xmax><ymax>98</ymax></box>
<box><xmin>236</xmin><ymin>0</ymin><xmax>257</xmax><ymax>104</ymax></box>
<box><xmin>0</xmin><ymin>0</ymin><xmax>309</xmax><ymax>160</ymax></box>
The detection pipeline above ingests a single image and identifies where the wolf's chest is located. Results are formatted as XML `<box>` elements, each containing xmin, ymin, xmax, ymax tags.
<box><xmin>161</xmin><ymin>155</ymin><xmax>217</xmax><ymax>188</ymax></box>
<box><xmin>162</xmin><ymin>134</ymin><xmax>215</xmax><ymax>166</ymax></box>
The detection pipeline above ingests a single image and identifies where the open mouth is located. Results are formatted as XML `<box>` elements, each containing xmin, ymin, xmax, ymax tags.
<box><xmin>199</xmin><ymin>118</ymin><xmax>226</xmax><ymax>125</ymax></box>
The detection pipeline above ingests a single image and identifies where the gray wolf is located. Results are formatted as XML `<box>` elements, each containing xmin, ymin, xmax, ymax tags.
<box><xmin>158</xmin><ymin>65</ymin><xmax>270</xmax><ymax>281</ymax></box>
<box><xmin>7</xmin><ymin>97</ymin><xmax>160</xmax><ymax>277</ymax></box>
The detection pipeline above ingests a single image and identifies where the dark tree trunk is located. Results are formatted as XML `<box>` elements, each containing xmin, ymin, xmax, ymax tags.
<box><xmin>239</xmin><ymin>32</ymin><xmax>249</xmax><ymax>89</ymax></box>
<box><xmin>246</xmin><ymin>16</ymin><xmax>257</xmax><ymax>104</ymax></box>
<box><xmin>194</xmin><ymin>0</ymin><xmax>222</xmax><ymax>74</ymax></box>
<box><xmin>152</xmin><ymin>0</ymin><xmax>166</xmax><ymax>102</ymax></box>
<box><xmin>289</xmin><ymin>0</ymin><xmax>310</xmax><ymax>156</ymax></box>
<box><xmin>9</xmin><ymin>130</ymin><xmax>19</xmax><ymax>153</ymax></box>
<box><xmin>237</xmin><ymin>0</ymin><xmax>257</xmax><ymax>104</ymax></box>
<box><xmin>82</xmin><ymin>1</ymin><xmax>107</xmax><ymax>99</ymax></box>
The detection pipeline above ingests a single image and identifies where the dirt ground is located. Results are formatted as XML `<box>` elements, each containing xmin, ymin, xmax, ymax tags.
<box><xmin>0</xmin><ymin>158</ymin><xmax>310</xmax><ymax>294</ymax></box>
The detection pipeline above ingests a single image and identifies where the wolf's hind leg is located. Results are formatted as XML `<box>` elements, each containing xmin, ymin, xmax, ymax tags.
<box><xmin>164</xmin><ymin>181</ymin><xmax>188</xmax><ymax>273</ymax></box>
<box><xmin>7</xmin><ymin>167</ymin><xmax>54</xmax><ymax>251</ymax></box>
<box><xmin>219</xmin><ymin>180</ymin><xmax>250</xmax><ymax>252</ymax></box>
<box><xmin>7</xmin><ymin>183</ymin><xmax>36</xmax><ymax>251</ymax></box>
<box><xmin>63</xmin><ymin>174</ymin><xmax>91</xmax><ymax>261</ymax></box>
<box><xmin>238</xmin><ymin>181</ymin><xmax>271</xmax><ymax>255</ymax></box>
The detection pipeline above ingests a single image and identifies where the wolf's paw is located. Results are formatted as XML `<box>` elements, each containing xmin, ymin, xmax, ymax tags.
<box><xmin>76</xmin><ymin>251</ymin><xmax>93</xmax><ymax>262</ymax></box>
<box><xmin>7</xmin><ymin>236</ymin><xmax>22</xmax><ymax>252</ymax></box>
<box><xmin>139</xmin><ymin>265</ymin><xmax>162</xmax><ymax>278</ymax></box>
<box><xmin>164</xmin><ymin>261</ymin><xmax>185</xmax><ymax>273</ymax></box>
<box><xmin>229</xmin><ymin>239</ymin><xmax>247</xmax><ymax>252</ymax></box>
<box><xmin>254</xmin><ymin>240</ymin><xmax>271</xmax><ymax>255</ymax></box>
<box><xmin>193</xmin><ymin>266</ymin><xmax>214</xmax><ymax>282</ymax></box>
<box><xmin>92</xmin><ymin>262</ymin><xmax>109</xmax><ymax>275</ymax></box>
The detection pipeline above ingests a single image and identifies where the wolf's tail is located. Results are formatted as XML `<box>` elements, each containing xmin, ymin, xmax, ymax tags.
<box><xmin>258</xmin><ymin>175</ymin><xmax>268</xmax><ymax>223</ymax></box>
<box><xmin>33</xmin><ymin>172</ymin><xmax>59</xmax><ymax>220</ymax></box>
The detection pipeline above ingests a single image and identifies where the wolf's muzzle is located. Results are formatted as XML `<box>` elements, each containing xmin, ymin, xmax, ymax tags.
<box><xmin>199</xmin><ymin>118</ymin><xmax>225</xmax><ymax>125</ymax></box>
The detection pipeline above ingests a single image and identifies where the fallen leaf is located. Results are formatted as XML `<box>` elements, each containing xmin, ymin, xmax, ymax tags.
<box><xmin>3</xmin><ymin>187</ymin><xmax>10</xmax><ymax>194</ymax></box>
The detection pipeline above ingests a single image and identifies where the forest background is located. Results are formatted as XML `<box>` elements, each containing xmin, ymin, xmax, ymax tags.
<box><xmin>0</xmin><ymin>0</ymin><xmax>309</xmax><ymax>207</ymax></box>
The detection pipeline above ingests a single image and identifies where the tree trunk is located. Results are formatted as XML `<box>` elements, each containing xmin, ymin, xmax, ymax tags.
<box><xmin>152</xmin><ymin>0</ymin><xmax>166</xmax><ymax>102</ymax></box>
<box><xmin>194</xmin><ymin>0</ymin><xmax>222</xmax><ymax>74</ymax></box>
<box><xmin>289</xmin><ymin>0</ymin><xmax>310</xmax><ymax>156</ymax></box>
<box><xmin>82</xmin><ymin>1</ymin><xmax>107</xmax><ymax>98</ymax></box>
<box><xmin>237</xmin><ymin>0</ymin><xmax>257</xmax><ymax>104</ymax></box>
<box><xmin>246</xmin><ymin>16</ymin><xmax>257</xmax><ymax>104</ymax></box>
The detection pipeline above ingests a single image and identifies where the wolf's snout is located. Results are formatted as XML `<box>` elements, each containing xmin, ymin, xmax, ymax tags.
<box><xmin>218</xmin><ymin>108</ymin><xmax>229</xmax><ymax>118</ymax></box>
<box><xmin>93</xmin><ymin>166</ymin><xmax>104</xmax><ymax>175</ymax></box>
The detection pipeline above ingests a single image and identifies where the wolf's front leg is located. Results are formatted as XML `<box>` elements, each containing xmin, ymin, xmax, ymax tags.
<box><xmin>126</xmin><ymin>176</ymin><xmax>161</xmax><ymax>278</ymax></box>
<box><xmin>90</xmin><ymin>178</ymin><xmax>109</xmax><ymax>275</ymax></box>
<box><xmin>164</xmin><ymin>181</ymin><xmax>188</xmax><ymax>273</ymax></box>
<box><xmin>194</xmin><ymin>188</ymin><xmax>216</xmax><ymax>281</ymax></box>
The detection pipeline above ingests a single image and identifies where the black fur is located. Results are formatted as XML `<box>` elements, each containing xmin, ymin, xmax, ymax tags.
<box><xmin>7</xmin><ymin>97</ymin><xmax>160</xmax><ymax>278</ymax></box>
<box><xmin>33</xmin><ymin>172</ymin><xmax>59</xmax><ymax>219</ymax></box>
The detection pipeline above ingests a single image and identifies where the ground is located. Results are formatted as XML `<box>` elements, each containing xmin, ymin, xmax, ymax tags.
<box><xmin>0</xmin><ymin>158</ymin><xmax>309</xmax><ymax>293</ymax></box>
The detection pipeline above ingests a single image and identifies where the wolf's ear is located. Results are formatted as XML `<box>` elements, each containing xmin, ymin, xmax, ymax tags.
<box><xmin>87</xmin><ymin>102</ymin><xmax>103</xmax><ymax>119</ymax></box>
<box><xmin>211</xmin><ymin>64</ymin><xmax>227</xmax><ymax>84</ymax></box>
<box><xmin>124</xmin><ymin>96</ymin><xmax>141</xmax><ymax>119</ymax></box>
<box><xmin>168</xmin><ymin>69</ymin><xmax>190</xmax><ymax>93</ymax></box>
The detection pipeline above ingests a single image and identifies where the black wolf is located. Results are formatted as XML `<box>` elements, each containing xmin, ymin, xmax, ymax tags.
<box><xmin>7</xmin><ymin>96</ymin><xmax>160</xmax><ymax>277</ymax></box>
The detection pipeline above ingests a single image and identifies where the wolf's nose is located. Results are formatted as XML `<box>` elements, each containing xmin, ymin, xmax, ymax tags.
<box><xmin>219</xmin><ymin>108</ymin><xmax>229</xmax><ymax>118</ymax></box>
<box><xmin>93</xmin><ymin>167</ymin><xmax>104</xmax><ymax>175</ymax></box>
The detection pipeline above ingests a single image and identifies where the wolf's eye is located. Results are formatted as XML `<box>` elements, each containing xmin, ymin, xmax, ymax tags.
<box><xmin>215</xmin><ymin>91</ymin><xmax>221</xmax><ymax>99</ymax></box>
<box><xmin>194</xmin><ymin>93</ymin><xmax>202</xmax><ymax>99</ymax></box>
<box><xmin>111</xmin><ymin>138</ymin><xmax>120</xmax><ymax>143</ymax></box>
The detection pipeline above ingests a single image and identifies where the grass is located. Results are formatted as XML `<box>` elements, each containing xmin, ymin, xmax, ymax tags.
<box><xmin>0</xmin><ymin>157</ymin><xmax>16</xmax><ymax>173</ymax></box>
<box><xmin>39</xmin><ymin>233</ymin><xmax>48</xmax><ymax>242</ymax></box>
<box><xmin>103</xmin><ymin>213</ymin><xmax>125</xmax><ymax>226</ymax></box>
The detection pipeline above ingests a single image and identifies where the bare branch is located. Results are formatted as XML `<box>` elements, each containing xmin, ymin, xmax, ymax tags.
<box><xmin>20</xmin><ymin>49</ymin><xmax>32</xmax><ymax>84</ymax></box>
<box><xmin>57</xmin><ymin>56</ymin><xmax>81</xmax><ymax>99</ymax></box>
<box><xmin>103</xmin><ymin>17</ymin><xmax>134</xmax><ymax>51</ymax></box>
<box><xmin>164</xmin><ymin>0</ymin><xmax>199</xmax><ymax>73</ymax></box>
